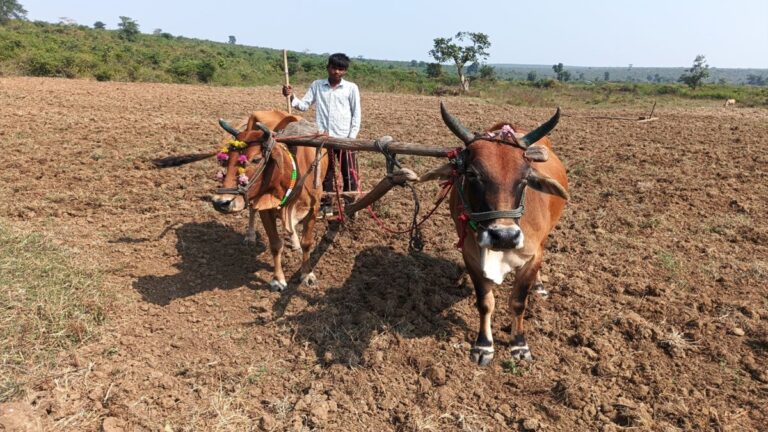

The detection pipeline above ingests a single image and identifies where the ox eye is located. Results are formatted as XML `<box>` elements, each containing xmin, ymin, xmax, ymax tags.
<box><xmin>465</xmin><ymin>169</ymin><xmax>482</xmax><ymax>181</ymax></box>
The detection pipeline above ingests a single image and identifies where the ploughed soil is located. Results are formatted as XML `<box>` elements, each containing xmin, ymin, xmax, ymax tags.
<box><xmin>1</xmin><ymin>77</ymin><xmax>767</xmax><ymax>431</ymax></box>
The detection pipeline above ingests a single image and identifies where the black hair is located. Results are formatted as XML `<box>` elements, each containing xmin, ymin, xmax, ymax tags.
<box><xmin>327</xmin><ymin>53</ymin><xmax>351</xmax><ymax>69</ymax></box>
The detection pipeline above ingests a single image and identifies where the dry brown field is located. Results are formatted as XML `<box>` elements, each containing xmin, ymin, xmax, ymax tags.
<box><xmin>1</xmin><ymin>77</ymin><xmax>767</xmax><ymax>431</ymax></box>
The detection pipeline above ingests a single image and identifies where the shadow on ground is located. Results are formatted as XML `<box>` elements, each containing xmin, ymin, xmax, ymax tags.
<box><xmin>133</xmin><ymin>221</ymin><xmax>268</xmax><ymax>305</ymax></box>
<box><xmin>280</xmin><ymin>244</ymin><xmax>471</xmax><ymax>366</ymax></box>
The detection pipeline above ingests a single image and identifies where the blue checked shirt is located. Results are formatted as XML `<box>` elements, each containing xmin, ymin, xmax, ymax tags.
<box><xmin>291</xmin><ymin>78</ymin><xmax>361</xmax><ymax>139</ymax></box>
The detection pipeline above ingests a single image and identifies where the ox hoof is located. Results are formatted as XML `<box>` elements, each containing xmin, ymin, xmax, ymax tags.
<box><xmin>283</xmin><ymin>235</ymin><xmax>301</xmax><ymax>251</ymax></box>
<box><xmin>510</xmin><ymin>345</ymin><xmax>533</xmax><ymax>361</ymax></box>
<box><xmin>301</xmin><ymin>272</ymin><xmax>317</xmax><ymax>287</ymax></box>
<box><xmin>243</xmin><ymin>234</ymin><xmax>258</xmax><ymax>245</ymax></box>
<box><xmin>269</xmin><ymin>279</ymin><xmax>287</xmax><ymax>292</ymax></box>
<box><xmin>470</xmin><ymin>346</ymin><xmax>495</xmax><ymax>367</ymax></box>
<box><xmin>533</xmin><ymin>283</ymin><xmax>550</xmax><ymax>299</ymax></box>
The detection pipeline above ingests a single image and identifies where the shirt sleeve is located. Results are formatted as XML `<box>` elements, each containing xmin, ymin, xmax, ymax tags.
<box><xmin>292</xmin><ymin>81</ymin><xmax>315</xmax><ymax>111</ymax></box>
<box><xmin>348</xmin><ymin>84</ymin><xmax>361</xmax><ymax>139</ymax></box>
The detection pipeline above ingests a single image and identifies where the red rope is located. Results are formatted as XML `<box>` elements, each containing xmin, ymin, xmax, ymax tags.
<box><xmin>366</xmin><ymin>179</ymin><xmax>453</xmax><ymax>235</ymax></box>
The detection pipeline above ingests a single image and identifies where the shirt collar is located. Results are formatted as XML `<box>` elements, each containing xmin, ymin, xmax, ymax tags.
<box><xmin>323</xmin><ymin>78</ymin><xmax>346</xmax><ymax>88</ymax></box>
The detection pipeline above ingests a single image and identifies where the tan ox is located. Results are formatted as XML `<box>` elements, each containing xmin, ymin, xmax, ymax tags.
<box><xmin>724</xmin><ymin>99</ymin><xmax>736</xmax><ymax>107</ymax></box>
<box><xmin>421</xmin><ymin>103</ymin><xmax>569</xmax><ymax>365</ymax></box>
<box><xmin>212</xmin><ymin>111</ymin><xmax>328</xmax><ymax>291</ymax></box>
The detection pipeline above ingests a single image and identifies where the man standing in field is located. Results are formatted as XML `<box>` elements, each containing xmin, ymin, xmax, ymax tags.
<box><xmin>282</xmin><ymin>53</ymin><xmax>361</xmax><ymax>217</ymax></box>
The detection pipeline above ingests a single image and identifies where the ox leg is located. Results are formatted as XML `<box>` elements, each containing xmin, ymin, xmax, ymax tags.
<box><xmin>259</xmin><ymin>209</ymin><xmax>287</xmax><ymax>291</ymax></box>
<box><xmin>298</xmin><ymin>210</ymin><xmax>318</xmax><ymax>287</ymax></box>
<box><xmin>509</xmin><ymin>261</ymin><xmax>540</xmax><ymax>361</ymax></box>
<box><xmin>468</xmin><ymin>270</ymin><xmax>495</xmax><ymax>367</ymax></box>
<box><xmin>244</xmin><ymin>207</ymin><xmax>258</xmax><ymax>244</ymax></box>
<box><xmin>533</xmin><ymin>270</ymin><xmax>549</xmax><ymax>298</ymax></box>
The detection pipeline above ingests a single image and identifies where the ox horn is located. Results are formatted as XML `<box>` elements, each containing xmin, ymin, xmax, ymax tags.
<box><xmin>518</xmin><ymin>107</ymin><xmax>561</xmax><ymax>148</ymax></box>
<box><xmin>218</xmin><ymin>118</ymin><xmax>241</xmax><ymax>138</ymax></box>
<box><xmin>440</xmin><ymin>101</ymin><xmax>474</xmax><ymax>145</ymax></box>
<box><xmin>253</xmin><ymin>122</ymin><xmax>272</xmax><ymax>142</ymax></box>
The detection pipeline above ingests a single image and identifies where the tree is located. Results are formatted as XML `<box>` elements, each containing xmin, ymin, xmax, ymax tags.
<box><xmin>746</xmin><ymin>74</ymin><xmax>766</xmax><ymax>86</ymax></box>
<box><xmin>604</xmin><ymin>71</ymin><xmax>610</xmax><ymax>81</ymax></box>
<box><xmin>429</xmin><ymin>32</ymin><xmax>490</xmax><ymax>91</ymax></box>
<box><xmin>0</xmin><ymin>0</ymin><xmax>27</xmax><ymax>24</ymax></box>
<box><xmin>678</xmin><ymin>55</ymin><xmax>709</xmax><ymax>89</ymax></box>
<box><xmin>527</xmin><ymin>71</ymin><xmax>537</xmax><ymax>82</ymax></box>
<box><xmin>152</xmin><ymin>28</ymin><xmax>162</xmax><ymax>35</ymax></box>
<box><xmin>94</xmin><ymin>21</ymin><xmax>106</xmax><ymax>29</ymax></box>
<box><xmin>552</xmin><ymin>63</ymin><xmax>571</xmax><ymax>82</ymax></box>
<box><xmin>479</xmin><ymin>64</ymin><xmax>495</xmax><ymax>80</ymax></box>
<box><xmin>228</xmin><ymin>35</ymin><xmax>236</xmax><ymax>45</ymax></box>
<box><xmin>426</xmin><ymin>62</ymin><xmax>442</xmax><ymax>78</ymax></box>
<box><xmin>117</xmin><ymin>16</ymin><xmax>139</xmax><ymax>41</ymax></box>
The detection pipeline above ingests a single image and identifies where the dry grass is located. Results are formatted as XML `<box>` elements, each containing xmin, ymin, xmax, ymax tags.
<box><xmin>0</xmin><ymin>222</ymin><xmax>107</xmax><ymax>402</ymax></box>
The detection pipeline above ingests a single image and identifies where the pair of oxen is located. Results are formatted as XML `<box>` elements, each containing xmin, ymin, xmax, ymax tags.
<box><xmin>171</xmin><ymin>103</ymin><xmax>568</xmax><ymax>366</ymax></box>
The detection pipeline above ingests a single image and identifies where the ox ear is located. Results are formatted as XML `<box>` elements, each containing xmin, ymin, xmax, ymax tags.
<box><xmin>527</xmin><ymin>169</ymin><xmax>570</xmax><ymax>201</ymax></box>
<box><xmin>419</xmin><ymin>162</ymin><xmax>454</xmax><ymax>182</ymax></box>
<box><xmin>524</xmin><ymin>145</ymin><xmax>549</xmax><ymax>162</ymax></box>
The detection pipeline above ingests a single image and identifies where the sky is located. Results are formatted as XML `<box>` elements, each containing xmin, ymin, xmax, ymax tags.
<box><xmin>19</xmin><ymin>0</ymin><xmax>768</xmax><ymax>69</ymax></box>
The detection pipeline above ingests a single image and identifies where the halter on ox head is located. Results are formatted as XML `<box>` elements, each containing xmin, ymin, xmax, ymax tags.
<box><xmin>440</xmin><ymin>102</ymin><xmax>569</xmax><ymax>251</ymax></box>
<box><xmin>210</xmin><ymin>119</ymin><xmax>276</xmax><ymax>213</ymax></box>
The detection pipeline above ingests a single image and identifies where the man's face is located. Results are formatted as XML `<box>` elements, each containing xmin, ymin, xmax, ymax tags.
<box><xmin>327</xmin><ymin>65</ymin><xmax>348</xmax><ymax>82</ymax></box>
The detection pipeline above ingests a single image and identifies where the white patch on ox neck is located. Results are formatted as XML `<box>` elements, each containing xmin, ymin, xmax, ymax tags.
<box><xmin>480</xmin><ymin>247</ymin><xmax>528</xmax><ymax>284</ymax></box>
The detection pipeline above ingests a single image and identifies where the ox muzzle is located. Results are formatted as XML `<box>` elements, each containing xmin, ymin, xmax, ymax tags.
<box><xmin>211</xmin><ymin>193</ymin><xmax>245</xmax><ymax>214</ymax></box>
<box><xmin>477</xmin><ymin>223</ymin><xmax>524</xmax><ymax>250</ymax></box>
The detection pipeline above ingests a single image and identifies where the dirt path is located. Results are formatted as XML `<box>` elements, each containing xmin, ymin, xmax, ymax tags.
<box><xmin>1</xmin><ymin>77</ymin><xmax>766</xmax><ymax>431</ymax></box>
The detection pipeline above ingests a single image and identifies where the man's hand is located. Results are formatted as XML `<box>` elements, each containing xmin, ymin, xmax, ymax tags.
<box><xmin>282</xmin><ymin>85</ymin><xmax>293</xmax><ymax>99</ymax></box>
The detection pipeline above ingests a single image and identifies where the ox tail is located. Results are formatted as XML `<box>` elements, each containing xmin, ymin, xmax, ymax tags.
<box><xmin>152</xmin><ymin>152</ymin><xmax>216</xmax><ymax>168</ymax></box>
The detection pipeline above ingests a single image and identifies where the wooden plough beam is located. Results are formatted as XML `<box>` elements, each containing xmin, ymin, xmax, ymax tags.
<box><xmin>276</xmin><ymin>136</ymin><xmax>451</xmax><ymax>217</ymax></box>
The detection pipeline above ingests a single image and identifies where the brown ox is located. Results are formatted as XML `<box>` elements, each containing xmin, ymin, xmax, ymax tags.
<box><xmin>211</xmin><ymin>111</ymin><xmax>329</xmax><ymax>291</ymax></box>
<box><xmin>422</xmin><ymin>103</ymin><xmax>569</xmax><ymax>365</ymax></box>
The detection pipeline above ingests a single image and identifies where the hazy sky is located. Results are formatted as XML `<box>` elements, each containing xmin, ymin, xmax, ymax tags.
<box><xmin>20</xmin><ymin>0</ymin><xmax>768</xmax><ymax>68</ymax></box>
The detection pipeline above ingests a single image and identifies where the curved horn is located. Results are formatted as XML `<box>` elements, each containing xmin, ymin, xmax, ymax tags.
<box><xmin>253</xmin><ymin>122</ymin><xmax>272</xmax><ymax>142</ymax></box>
<box><xmin>518</xmin><ymin>107</ymin><xmax>561</xmax><ymax>148</ymax></box>
<box><xmin>440</xmin><ymin>101</ymin><xmax>474</xmax><ymax>145</ymax></box>
<box><xmin>218</xmin><ymin>118</ymin><xmax>241</xmax><ymax>138</ymax></box>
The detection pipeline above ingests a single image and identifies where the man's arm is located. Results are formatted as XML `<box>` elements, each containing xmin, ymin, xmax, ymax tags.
<box><xmin>291</xmin><ymin>82</ymin><xmax>316</xmax><ymax>112</ymax></box>
<box><xmin>348</xmin><ymin>84</ymin><xmax>361</xmax><ymax>139</ymax></box>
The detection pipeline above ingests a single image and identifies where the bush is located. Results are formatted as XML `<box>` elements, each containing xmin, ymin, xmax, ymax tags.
<box><xmin>94</xmin><ymin>68</ymin><xmax>112</xmax><ymax>81</ymax></box>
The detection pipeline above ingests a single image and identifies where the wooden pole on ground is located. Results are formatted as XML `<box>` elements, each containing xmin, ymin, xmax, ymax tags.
<box><xmin>283</xmin><ymin>49</ymin><xmax>292</xmax><ymax>114</ymax></box>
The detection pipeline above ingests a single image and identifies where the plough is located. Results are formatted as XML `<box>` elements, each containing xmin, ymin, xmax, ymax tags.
<box><xmin>273</xmin><ymin>133</ymin><xmax>454</xmax><ymax>218</ymax></box>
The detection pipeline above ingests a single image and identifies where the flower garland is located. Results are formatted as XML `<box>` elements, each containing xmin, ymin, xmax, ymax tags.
<box><xmin>215</xmin><ymin>139</ymin><xmax>250</xmax><ymax>186</ymax></box>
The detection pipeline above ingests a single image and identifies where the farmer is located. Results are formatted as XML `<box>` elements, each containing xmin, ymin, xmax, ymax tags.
<box><xmin>282</xmin><ymin>53</ymin><xmax>361</xmax><ymax>217</ymax></box>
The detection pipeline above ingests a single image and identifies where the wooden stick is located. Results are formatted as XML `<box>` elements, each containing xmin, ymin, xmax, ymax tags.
<box><xmin>276</xmin><ymin>136</ymin><xmax>452</xmax><ymax>158</ymax></box>
<box><xmin>283</xmin><ymin>49</ymin><xmax>291</xmax><ymax>114</ymax></box>
<box><xmin>344</xmin><ymin>169</ymin><xmax>418</xmax><ymax>216</ymax></box>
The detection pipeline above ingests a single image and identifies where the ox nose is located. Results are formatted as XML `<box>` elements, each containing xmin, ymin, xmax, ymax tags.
<box><xmin>481</xmin><ymin>224</ymin><xmax>523</xmax><ymax>250</ymax></box>
<box><xmin>212</xmin><ymin>198</ymin><xmax>234</xmax><ymax>213</ymax></box>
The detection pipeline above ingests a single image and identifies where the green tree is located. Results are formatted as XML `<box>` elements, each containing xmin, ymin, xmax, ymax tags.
<box><xmin>479</xmin><ymin>64</ymin><xmax>495</xmax><ymax>80</ymax></box>
<box><xmin>0</xmin><ymin>0</ymin><xmax>27</xmax><ymax>24</ymax></box>
<box><xmin>678</xmin><ymin>54</ymin><xmax>709</xmax><ymax>89</ymax></box>
<box><xmin>527</xmin><ymin>71</ymin><xmax>537</xmax><ymax>82</ymax></box>
<box><xmin>228</xmin><ymin>35</ymin><xmax>236</xmax><ymax>45</ymax></box>
<box><xmin>426</xmin><ymin>62</ymin><xmax>442</xmax><ymax>78</ymax></box>
<box><xmin>117</xmin><ymin>16</ymin><xmax>139</xmax><ymax>41</ymax></box>
<box><xmin>429</xmin><ymin>31</ymin><xmax>490</xmax><ymax>91</ymax></box>
<box><xmin>552</xmin><ymin>62</ymin><xmax>571</xmax><ymax>82</ymax></box>
<box><xmin>93</xmin><ymin>21</ymin><xmax>106</xmax><ymax>29</ymax></box>
<box><xmin>604</xmin><ymin>71</ymin><xmax>610</xmax><ymax>81</ymax></box>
